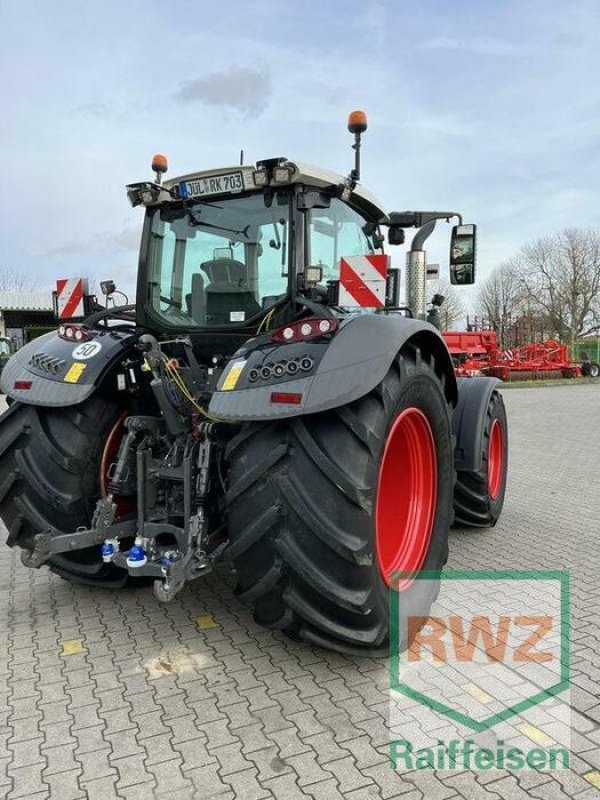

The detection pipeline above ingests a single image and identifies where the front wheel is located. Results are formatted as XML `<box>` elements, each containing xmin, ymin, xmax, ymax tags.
<box><xmin>225</xmin><ymin>344</ymin><xmax>455</xmax><ymax>655</ymax></box>
<box><xmin>453</xmin><ymin>390</ymin><xmax>508</xmax><ymax>527</ymax></box>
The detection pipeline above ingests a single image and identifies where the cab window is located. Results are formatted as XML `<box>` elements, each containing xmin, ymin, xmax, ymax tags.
<box><xmin>308</xmin><ymin>199</ymin><xmax>379</xmax><ymax>283</ymax></box>
<box><xmin>147</xmin><ymin>192</ymin><xmax>290</xmax><ymax>327</ymax></box>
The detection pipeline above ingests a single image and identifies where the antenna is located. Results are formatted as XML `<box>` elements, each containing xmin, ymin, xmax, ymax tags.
<box><xmin>240</xmin><ymin>149</ymin><xmax>244</xmax><ymax>166</ymax></box>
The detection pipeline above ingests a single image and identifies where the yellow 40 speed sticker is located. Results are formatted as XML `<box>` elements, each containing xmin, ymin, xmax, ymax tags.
<box><xmin>221</xmin><ymin>360</ymin><xmax>246</xmax><ymax>391</ymax></box>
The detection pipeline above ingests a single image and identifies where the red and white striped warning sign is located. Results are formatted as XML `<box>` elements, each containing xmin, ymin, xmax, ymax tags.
<box><xmin>338</xmin><ymin>255</ymin><xmax>390</xmax><ymax>308</ymax></box>
<box><xmin>55</xmin><ymin>278</ymin><xmax>88</xmax><ymax>319</ymax></box>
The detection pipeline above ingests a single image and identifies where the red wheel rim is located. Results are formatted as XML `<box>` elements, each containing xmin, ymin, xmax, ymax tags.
<box><xmin>376</xmin><ymin>408</ymin><xmax>437</xmax><ymax>591</ymax></box>
<box><xmin>100</xmin><ymin>413</ymin><xmax>135</xmax><ymax>516</ymax></box>
<box><xmin>487</xmin><ymin>419</ymin><xmax>504</xmax><ymax>501</ymax></box>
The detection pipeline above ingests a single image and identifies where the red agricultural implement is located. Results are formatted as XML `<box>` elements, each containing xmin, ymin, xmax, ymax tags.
<box><xmin>442</xmin><ymin>331</ymin><xmax>499</xmax><ymax>378</ymax></box>
<box><xmin>443</xmin><ymin>331</ymin><xmax>586</xmax><ymax>381</ymax></box>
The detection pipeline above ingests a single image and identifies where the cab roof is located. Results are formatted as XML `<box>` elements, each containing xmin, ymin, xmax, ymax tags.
<box><xmin>156</xmin><ymin>161</ymin><xmax>389</xmax><ymax>223</ymax></box>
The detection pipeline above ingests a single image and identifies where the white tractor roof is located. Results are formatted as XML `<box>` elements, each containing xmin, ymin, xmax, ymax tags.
<box><xmin>159</xmin><ymin>161</ymin><xmax>388</xmax><ymax>222</ymax></box>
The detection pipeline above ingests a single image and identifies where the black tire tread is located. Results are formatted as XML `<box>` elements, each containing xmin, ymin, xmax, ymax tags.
<box><xmin>226</xmin><ymin>344</ymin><xmax>454</xmax><ymax>653</ymax></box>
<box><xmin>453</xmin><ymin>390</ymin><xmax>507</xmax><ymax>527</ymax></box>
<box><xmin>0</xmin><ymin>398</ymin><xmax>129</xmax><ymax>586</ymax></box>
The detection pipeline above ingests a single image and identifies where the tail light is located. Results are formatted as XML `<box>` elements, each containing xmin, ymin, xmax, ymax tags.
<box><xmin>58</xmin><ymin>324</ymin><xmax>92</xmax><ymax>342</ymax></box>
<box><xmin>271</xmin><ymin>392</ymin><xmax>303</xmax><ymax>405</ymax></box>
<box><xmin>270</xmin><ymin>317</ymin><xmax>339</xmax><ymax>344</ymax></box>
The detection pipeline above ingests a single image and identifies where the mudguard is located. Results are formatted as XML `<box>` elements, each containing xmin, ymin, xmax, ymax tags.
<box><xmin>452</xmin><ymin>376</ymin><xmax>502</xmax><ymax>472</ymax></box>
<box><xmin>209</xmin><ymin>314</ymin><xmax>457</xmax><ymax>421</ymax></box>
<box><xmin>0</xmin><ymin>329</ymin><xmax>138</xmax><ymax>407</ymax></box>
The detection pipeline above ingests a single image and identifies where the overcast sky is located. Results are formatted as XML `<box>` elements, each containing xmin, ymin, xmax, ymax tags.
<box><xmin>1</xmin><ymin>0</ymin><xmax>599</xmax><ymax>306</ymax></box>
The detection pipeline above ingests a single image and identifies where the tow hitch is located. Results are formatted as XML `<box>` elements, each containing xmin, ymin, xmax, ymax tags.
<box><xmin>20</xmin><ymin>417</ymin><xmax>229</xmax><ymax>603</ymax></box>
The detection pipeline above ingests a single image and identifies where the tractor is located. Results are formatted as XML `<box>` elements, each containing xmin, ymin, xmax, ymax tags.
<box><xmin>0</xmin><ymin>112</ymin><xmax>507</xmax><ymax>655</ymax></box>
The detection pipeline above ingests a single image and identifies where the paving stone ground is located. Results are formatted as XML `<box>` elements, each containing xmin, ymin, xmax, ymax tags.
<box><xmin>0</xmin><ymin>384</ymin><xmax>599</xmax><ymax>799</ymax></box>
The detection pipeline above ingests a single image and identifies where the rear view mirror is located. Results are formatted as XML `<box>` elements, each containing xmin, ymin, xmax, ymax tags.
<box><xmin>450</xmin><ymin>224</ymin><xmax>476</xmax><ymax>285</ymax></box>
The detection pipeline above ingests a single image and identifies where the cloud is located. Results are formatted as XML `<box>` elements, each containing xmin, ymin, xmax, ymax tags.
<box><xmin>4</xmin><ymin>1</ymin><xmax>600</xmax><ymax>296</ymax></box>
<box><xmin>71</xmin><ymin>102</ymin><xmax>110</xmax><ymax>116</ymax></box>
<box><xmin>70</xmin><ymin>98</ymin><xmax>149</xmax><ymax>118</ymax></box>
<box><xmin>349</xmin><ymin>2</ymin><xmax>387</xmax><ymax>48</ymax></box>
<box><xmin>173</xmin><ymin>67</ymin><xmax>271</xmax><ymax>117</ymax></box>
<box><xmin>42</xmin><ymin>226</ymin><xmax>140</xmax><ymax>258</ymax></box>
<box><xmin>421</xmin><ymin>36</ymin><xmax>520</xmax><ymax>57</ymax></box>
<box><xmin>42</xmin><ymin>241</ymin><xmax>89</xmax><ymax>258</ymax></box>
<box><xmin>112</xmin><ymin>227</ymin><xmax>141</xmax><ymax>252</ymax></box>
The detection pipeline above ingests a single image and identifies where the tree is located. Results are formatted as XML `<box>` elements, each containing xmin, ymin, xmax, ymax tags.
<box><xmin>475</xmin><ymin>262</ymin><xmax>526</xmax><ymax>346</ymax></box>
<box><xmin>477</xmin><ymin>263</ymin><xmax>523</xmax><ymax>326</ymax></box>
<box><xmin>514</xmin><ymin>228</ymin><xmax>600</xmax><ymax>345</ymax></box>
<box><xmin>0</xmin><ymin>267</ymin><xmax>28</xmax><ymax>291</ymax></box>
<box><xmin>434</xmin><ymin>280</ymin><xmax>466</xmax><ymax>330</ymax></box>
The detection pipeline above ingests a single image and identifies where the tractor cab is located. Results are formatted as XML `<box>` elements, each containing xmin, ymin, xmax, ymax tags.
<box><xmin>126</xmin><ymin>114</ymin><xmax>477</xmax><ymax>357</ymax></box>
<box><xmin>128</xmin><ymin>156</ymin><xmax>389</xmax><ymax>352</ymax></box>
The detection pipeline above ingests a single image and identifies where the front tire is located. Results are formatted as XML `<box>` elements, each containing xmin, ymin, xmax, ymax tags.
<box><xmin>453</xmin><ymin>389</ymin><xmax>508</xmax><ymax>527</ymax></box>
<box><xmin>225</xmin><ymin>344</ymin><xmax>455</xmax><ymax>655</ymax></box>
<box><xmin>0</xmin><ymin>397</ymin><xmax>130</xmax><ymax>586</ymax></box>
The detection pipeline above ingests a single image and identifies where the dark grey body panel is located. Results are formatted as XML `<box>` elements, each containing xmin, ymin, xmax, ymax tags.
<box><xmin>209</xmin><ymin>315</ymin><xmax>457</xmax><ymax>421</ymax></box>
<box><xmin>0</xmin><ymin>329</ymin><xmax>137</xmax><ymax>407</ymax></box>
<box><xmin>452</xmin><ymin>376</ymin><xmax>502</xmax><ymax>471</ymax></box>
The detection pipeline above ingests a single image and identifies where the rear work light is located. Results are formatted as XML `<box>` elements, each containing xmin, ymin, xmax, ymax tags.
<box><xmin>271</xmin><ymin>163</ymin><xmax>296</xmax><ymax>184</ymax></box>
<box><xmin>252</xmin><ymin>167</ymin><xmax>269</xmax><ymax>187</ymax></box>
<box><xmin>270</xmin><ymin>317</ymin><xmax>339</xmax><ymax>344</ymax></box>
<box><xmin>58</xmin><ymin>324</ymin><xmax>92</xmax><ymax>342</ymax></box>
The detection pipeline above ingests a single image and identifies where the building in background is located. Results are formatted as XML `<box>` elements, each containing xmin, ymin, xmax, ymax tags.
<box><xmin>0</xmin><ymin>291</ymin><xmax>56</xmax><ymax>349</ymax></box>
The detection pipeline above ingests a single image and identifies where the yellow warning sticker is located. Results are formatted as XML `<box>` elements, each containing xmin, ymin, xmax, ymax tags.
<box><xmin>221</xmin><ymin>360</ymin><xmax>246</xmax><ymax>391</ymax></box>
<box><xmin>64</xmin><ymin>362</ymin><xmax>86</xmax><ymax>384</ymax></box>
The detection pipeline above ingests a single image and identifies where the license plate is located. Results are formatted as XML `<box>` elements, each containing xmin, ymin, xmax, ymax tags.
<box><xmin>180</xmin><ymin>172</ymin><xmax>244</xmax><ymax>198</ymax></box>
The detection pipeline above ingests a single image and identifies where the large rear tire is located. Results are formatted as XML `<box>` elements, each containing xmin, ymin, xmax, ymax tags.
<box><xmin>225</xmin><ymin>344</ymin><xmax>455</xmax><ymax>655</ymax></box>
<box><xmin>453</xmin><ymin>389</ymin><xmax>508</xmax><ymax>527</ymax></box>
<box><xmin>0</xmin><ymin>397</ymin><xmax>130</xmax><ymax>586</ymax></box>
